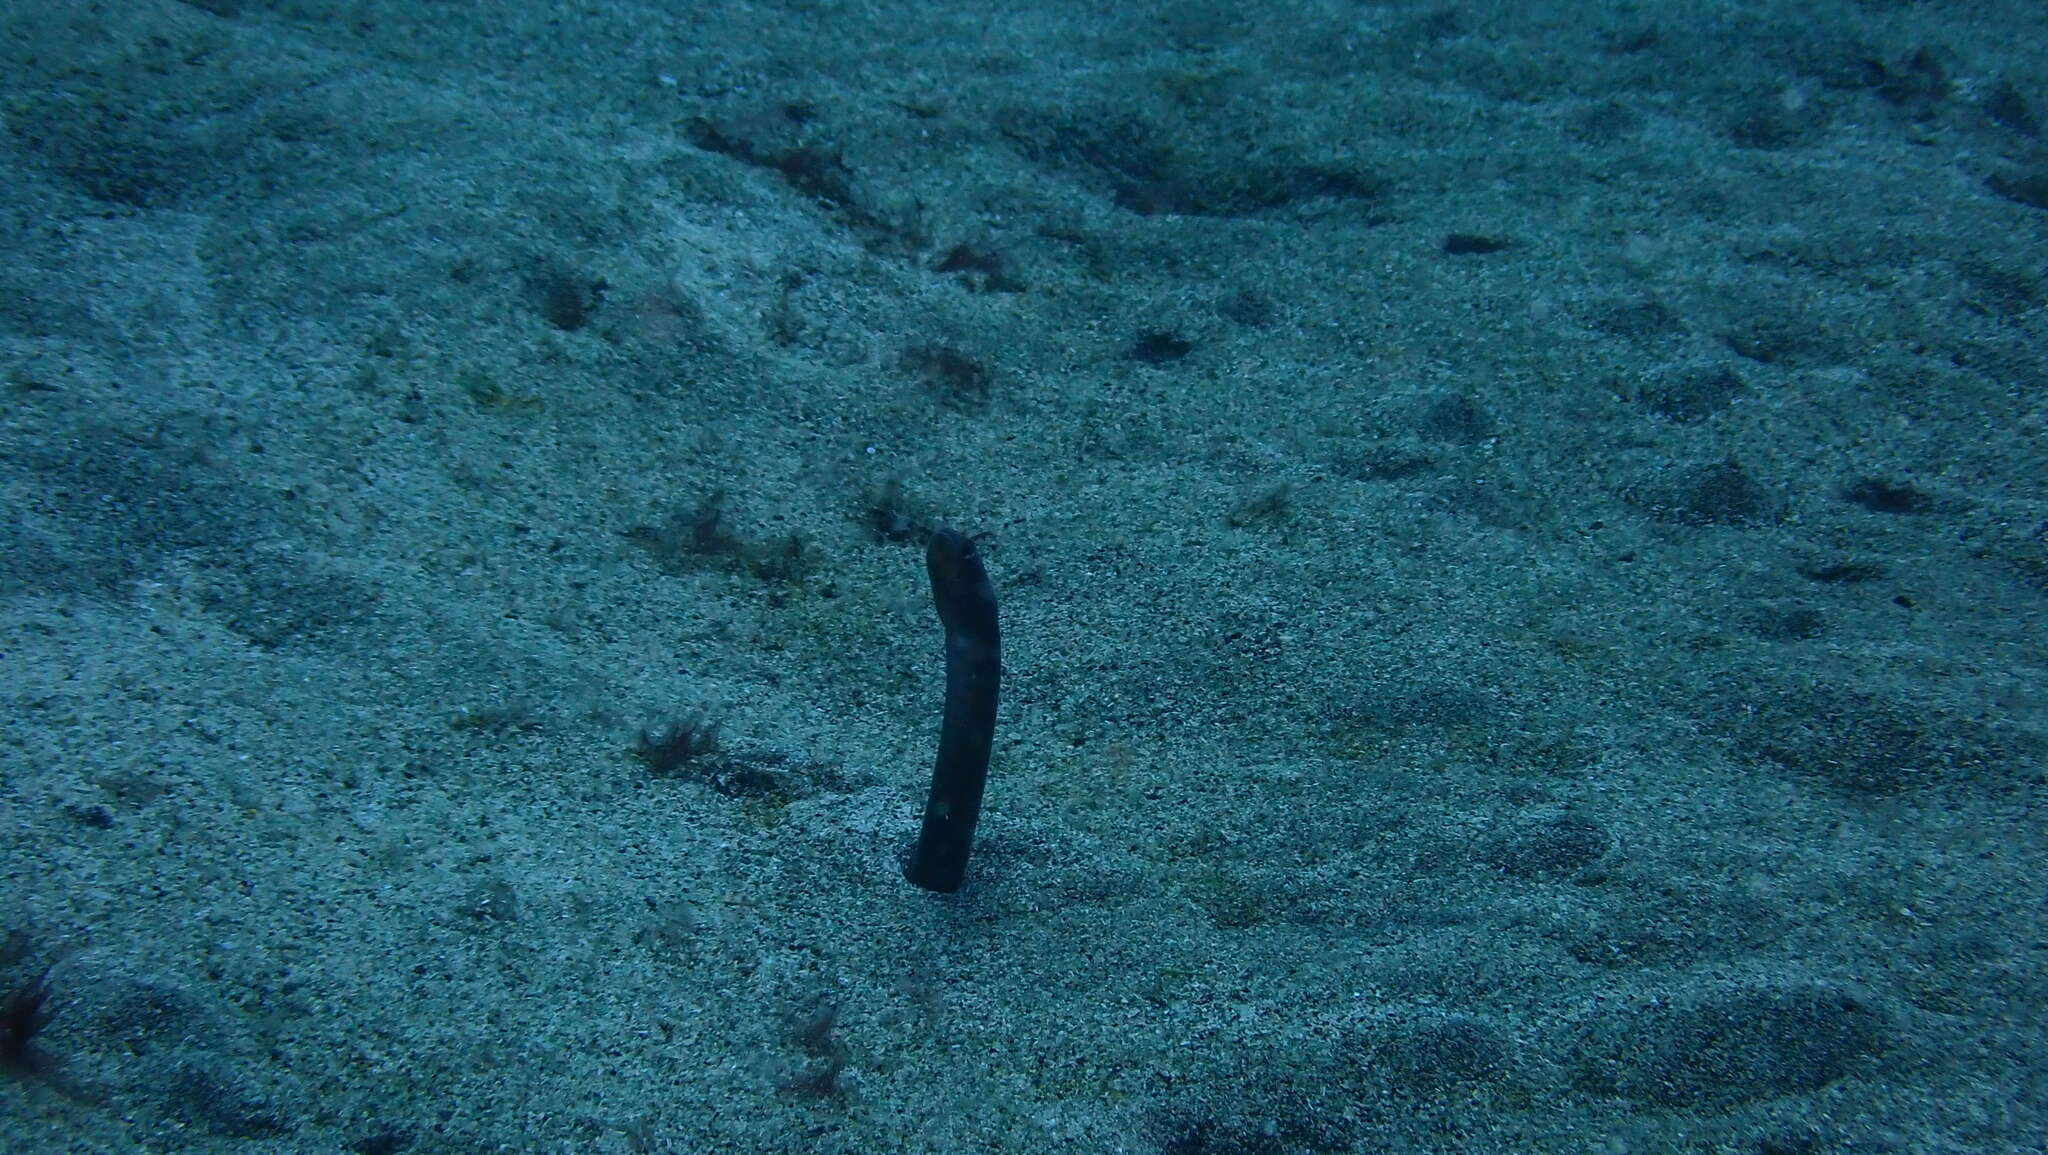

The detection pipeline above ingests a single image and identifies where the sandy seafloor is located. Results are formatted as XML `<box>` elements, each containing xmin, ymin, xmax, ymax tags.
<box><xmin>1</xmin><ymin>0</ymin><xmax>2045</xmax><ymax>1151</ymax></box>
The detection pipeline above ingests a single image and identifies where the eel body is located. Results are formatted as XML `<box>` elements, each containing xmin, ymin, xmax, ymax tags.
<box><xmin>904</xmin><ymin>529</ymin><xmax>1001</xmax><ymax>893</ymax></box>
